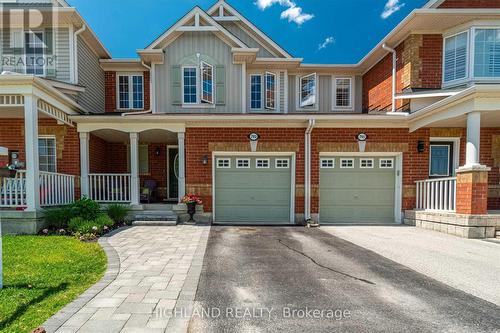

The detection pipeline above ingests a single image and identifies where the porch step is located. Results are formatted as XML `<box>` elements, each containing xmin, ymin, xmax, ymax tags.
<box><xmin>142</xmin><ymin>204</ymin><xmax>175</xmax><ymax>211</ymax></box>
<box><xmin>132</xmin><ymin>220</ymin><xmax>177</xmax><ymax>227</ymax></box>
<box><xmin>495</xmin><ymin>230</ymin><xmax>500</xmax><ymax>239</ymax></box>
<box><xmin>131</xmin><ymin>209</ymin><xmax>178</xmax><ymax>226</ymax></box>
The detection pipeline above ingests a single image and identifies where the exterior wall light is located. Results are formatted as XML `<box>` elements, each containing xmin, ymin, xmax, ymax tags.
<box><xmin>201</xmin><ymin>155</ymin><xmax>209</xmax><ymax>165</ymax></box>
<box><xmin>155</xmin><ymin>147</ymin><xmax>161</xmax><ymax>157</ymax></box>
<box><xmin>418</xmin><ymin>141</ymin><xmax>425</xmax><ymax>153</ymax></box>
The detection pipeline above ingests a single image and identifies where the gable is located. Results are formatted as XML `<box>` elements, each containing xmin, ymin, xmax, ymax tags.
<box><xmin>220</xmin><ymin>22</ymin><xmax>276</xmax><ymax>58</ymax></box>
<box><xmin>424</xmin><ymin>0</ymin><xmax>500</xmax><ymax>8</ymax></box>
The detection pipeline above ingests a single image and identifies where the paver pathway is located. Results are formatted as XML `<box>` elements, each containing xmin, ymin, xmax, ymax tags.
<box><xmin>43</xmin><ymin>225</ymin><xmax>210</xmax><ymax>333</ymax></box>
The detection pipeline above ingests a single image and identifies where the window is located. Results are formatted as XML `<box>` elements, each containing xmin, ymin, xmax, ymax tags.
<box><xmin>25</xmin><ymin>31</ymin><xmax>45</xmax><ymax>76</ymax></box>
<box><xmin>265</xmin><ymin>72</ymin><xmax>276</xmax><ymax>110</ymax></box>
<box><xmin>444</xmin><ymin>31</ymin><xmax>468</xmax><ymax>83</ymax></box>
<box><xmin>321</xmin><ymin>159</ymin><xmax>335</xmax><ymax>169</ymax></box>
<box><xmin>299</xmin><ymin>73</ymin><xmax>317</xmax><ymax>108</ymax></box>
<box><xmin>380</xmin><ymin>159</ymin><xmax>394</xmax><ymax>169</ymax></box>
<box><xmin>335</xmin><ymin>78</ymin><xmax>352</xmax><ymax>108</ymax></box>
<box><xmin>183</xmin><ymin>67</ymin><xmax>198</xmax><ymax>104</ymax></box>
<box><xmin>250</xmin><ymin>75</ymin><xmax>262</xmax><ymax>109</ymax></box>
<box><xmin>430</xmin><ymin>144</ymin><xmax>452</xmax><ymax>177</ymax></box>
<box><xmin>474</xmin><ymin>28</ymin><xmax>500</xmax><ymax>78</ymax></box>
<box><xmin>236</xmin><ymin>159</ymin><xmax>250</xmax><ymax>168</ymax></box>
<box><xmin>201</xmin><ymin>62</ymin><xmax>214</xmax><ymax>104</ymax></box>
<box><xmin>340</xmin><ymin>159</ymin><xmax>354</xmax><ymax>169</ymax></box>
<box><xmin>275</xmin><ymin>159</ymin><xmax>290</xmax><ymax>169</ymax></box>
<box><xmin>38</xmin><ymin>137</ymin><xmax>56</xmax><ymax>172</ymax></box>
<box><xmin>217</xmin><ymin>158</ymin><xmax>231</xmax><ymax>168</ymax></box>
<box><xmin>256</xmin><ymin>159</ymin><xmax>270</xmax><ymax>168</ymax></box>
<box><xmin>126</xmin><ymin>145</ymin><xmax>149</xmax><ymax>175</ymax></box>
<box><xmin>118</xmin><ymin>74</ymin><xmax>144</xmax><ymax>109</ymax></box>
<box><xmin>360</xmin><ymin>159</ymin><xmax>374</xmax><ymax>168</ymax></box>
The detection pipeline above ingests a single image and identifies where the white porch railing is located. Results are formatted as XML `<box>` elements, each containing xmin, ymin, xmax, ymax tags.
<box><xmin>0</xmin><ymin>170</ymin><xmax>75</xmax><ymax>208</ymax></box>
<box><xmin>40</xmin><ymin>171</ymin><xmax>75</xmax><ymax>206</ymax></box>
<box><xmin>89</xmin><ymin>174</ymin><xmax>131</xmax><ymax>203</ymax></box>
<box><xmin>415</xmin><ymin>177</ymin><xmax>457</xmax><ymax>212</ymax></box>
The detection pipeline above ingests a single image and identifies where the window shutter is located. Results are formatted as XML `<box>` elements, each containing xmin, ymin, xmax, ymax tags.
<box><xmin>171</xmin><ymin>65</ymin><xmax>182</xmax><ymax>105</ymax></box>
<box><xmin>215</xmin><ymin>65</ymin><xmax>226</xmax><ymax>105</ymax></box>
<box><xmin>45</xmin><ymin>28</ymin><xmax>56</xmax><ymax>78</ymax></box>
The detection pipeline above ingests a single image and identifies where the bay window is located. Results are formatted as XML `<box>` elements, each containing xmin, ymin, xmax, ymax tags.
<box><xmin>334</xmin><ymin>77</ymin><xmax>352</xmax><ymax>109</ymax></box>
<box><xmin>443</xmin><ymin>31</ymin><xmax>468</xmax><ymax>83</ymax></box>
<box><xmin>265</xmin><ymin>72</ymin><xmax>276</xmax><ymax>110</ymax></box>
<box><xmin>118</xmin><ymin>74</ymin><xmax>144</xmax><ymax>109</ymax></box>
<box><xmin>474</xmin><ymin>28</ymin><xmax>500</xmax><ymax>78</ymax></box>
<box><xmin>299</xmin><ymin>73</ymin><xmax>317</xmax><ymax>108</ymax></box>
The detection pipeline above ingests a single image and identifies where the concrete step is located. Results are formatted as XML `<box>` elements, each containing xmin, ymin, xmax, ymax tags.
<box><xmin>132</xmin><ymin>220</ymin><xmax>177</xmax><ymax>227</ymax></box>
<box><xmin>142</xmin><ymin>204</ymin><xmax>175</xmax><ymax>211</ymax></box>
<box><xmin>495</xmin><ymin>230</ymin><xmax>500</xmax><ymax>239</ymax></box>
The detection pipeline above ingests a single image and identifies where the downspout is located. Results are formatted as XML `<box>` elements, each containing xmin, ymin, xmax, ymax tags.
<box><xmin>73</xmin><ymin>25</ymin><xmax>86</xmax><ymax>84</ymax></box>
<box><xmin>382</xmin><ymin>43</ymin><xmax>397</xmax><ymax>113</ymax></box>
<box><xmin>304</xmin><ymin>118</ymin><xmax>316</xmax><ymax>224</ymax></box>
<box><xmin>121</xmin><ymin>61</ymin><xmax>153</xmax><ymax>116</ymax></box>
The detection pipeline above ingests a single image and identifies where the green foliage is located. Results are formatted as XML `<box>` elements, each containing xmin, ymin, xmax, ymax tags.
<box><xmin>105</xmin><ymin>204</ymin><xmax>131</xmax><ymax>224</ymax></box>
<box><xmin>43</xmin><ymin>205</ymin><xmax>73</xmax><ymax>229</ymax></box>
<box><xmin>71</xmin><ymin>197</ymin><xmax>101</xmax><ymax>221</ymax></box>
<box><xmin>94</xmin><ymin>214</ymin><xmax>115</xmax><ymax>228</ymax></box>
<box><xmin>68</xmin><ymin>214</ymin><xmax>115</xmax><ymax>235</ymax></box>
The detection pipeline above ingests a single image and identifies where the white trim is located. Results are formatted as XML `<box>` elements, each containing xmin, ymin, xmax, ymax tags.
<box><xmin>442</xmin><ymin>30</ymin><xmax>470</xmax><ymax>87</ymax></box>
<box><xmin>181</xmin><ymin>65</ymin><xmax>199</xmax><ymax>105</ymax></box>
<box><xmin>236</xmin><ymin>158</ymin><xmax>250</xmax><ymax>169</ymax></box>
<box><xmin>318</xmin><ymin>152</ymin><xmax>403</xmax><ymax>224</ymax></box>
<box><xmin>379</xmin><ymin>158</ymin><xmax>395</xmax><ymax>169</ymax></box>
<box><xmin>470</xmin><ymin>26</ymin><xmax>500</xmax><ymax>81</ymax></box>
<box><xmin>359</xmin><ymin>158</ymin><xmax>374</xmax><ymax>169</ymax></box>
<box><xmin>256</xmin><ymin>158</ymin><xmax>270</xmax><ymax>169</ymax></box>
<box><xmin>200</xmin><ymin>61</ymin><xmax>215</xmax><ymax>104</ymax></box>
<box><xmin>216</xmin><ymin>158</ymin><xmax>231</xmax><ymax>169</ymax></box>
<box><xmin>430</xmin><ymin>137</ymin><xmax>460</xmax><ymax>175</ymax></box>
<box><xmin>340</xmin><ymin>158</ymin><xmax>354</xmax><ymax>169</ymax></box>
<box><xmin>249</xmin><ymin>73</ymin><xmax>264</xmax><ymax>111</ymax></box>
<box><xmin>116</xmin><ymin>73</ymin><xmax>145</xmax><ymax>110</ymax></box>
<box><xmin>297</xmin><ymin>73</ymin><xmax>318</xmax><ymax>111</ymax></box>
<box><xmin>332</xmin><ymin>76</ymin><xmax>354</xmax><ymax>111</ymax></box>
<box><xmin>320</xmin><ymin>158</ymin><xmax>335</xmax><ymax>169</ymax></box>
<box><xmin>212</xmin><ymin>152</ymin><xmax>296</xmax><ymax>224</ymax></box>
<box><xmin>275</xmin><ymin>158</ymin><xmax>290</xmax><ymax>169</ymax></box>
<box><xmin>38</xmin><ymin>135</ymin><xmax>57</xmax><ymax>173</ymax></box>
<box><xmin>166</xmin><ymin>145</ymin><xmax>179</xmax><ymax>201</ymax></box>
<box><xmin>241</xmin><ymin>62</ymin><xmax>247</xmax><ymax>113</ymax></box>
<box><xmin>429</xmin><ymin>143</ymin><xmax>452</xmax><ymax>177</ymax></box>
<box><xmin>265</xmin><ymin>72</ymin><xmax>277</xmax><ymax>110</ymax></box>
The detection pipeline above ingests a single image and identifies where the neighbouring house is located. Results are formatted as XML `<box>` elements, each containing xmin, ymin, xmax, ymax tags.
<box><xmin>0</xmin><ymin>0</ymin><xmax>499</xmax><ymax>238</ymax></box>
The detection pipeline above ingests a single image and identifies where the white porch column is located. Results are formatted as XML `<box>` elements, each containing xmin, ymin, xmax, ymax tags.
<box><xmin>24</xmin><ymin>95</ymin><xmax>40</xmax><ymax>212</ymax></box>
<box><xmin>79</xmin><ymin>132</ymin><xmax>90</xmax><ymax>198</ymax></box>
<box><xmin>178</xmin><ymin>132</ymin><xmax>186</xmax><ymax>202</ymax></box>
<box><xmin>130</xmin><ymin>132</ymin><xmax>140</xmax><ymax>206</ymax></box>
<box><xmin>465</xmin><ymin>111</ymin><xmax>482</xmax><ymax>168</ymax></box>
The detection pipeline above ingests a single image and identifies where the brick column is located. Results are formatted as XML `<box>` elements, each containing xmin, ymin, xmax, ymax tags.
<box><xmin>456</xmin><ymin>166</ymin><xmax>491</xmax><ymax>215</ymax></box>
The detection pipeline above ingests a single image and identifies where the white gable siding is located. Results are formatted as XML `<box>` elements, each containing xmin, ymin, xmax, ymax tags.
<box><xmin>221</xmin><ymin>22</ymin><xmax>277</xmax><ymax>58</ymax></box>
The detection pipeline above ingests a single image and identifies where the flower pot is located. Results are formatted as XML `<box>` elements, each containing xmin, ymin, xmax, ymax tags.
<box><xmin>186</xmin><ymin>202</ymin><xmax>197</xmax><ymax>222</ymax></box>
<box><xmin>0</xmin><ymin>169</ymin><xmax>16</xmax><ymax>178</ymax></box>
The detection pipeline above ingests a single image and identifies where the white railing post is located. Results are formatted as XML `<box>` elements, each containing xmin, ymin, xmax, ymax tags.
<box><xmin>80</xmin><ymin>132</ymin><xmax>90</xmax><ymax>198</ymax></box>
<box><xmin>24</xmin><ymin>95</ymin><xmax>40</xmax><ymax>212</ymax></box>
<box><xmin>88</xmin><ymin>174</ymin><xmax>131</xmax><ymax>203</ymax></box>
<box><xmin>130</xmin><ymin>133</ymin><xmax>140</xmax><ymax>206</ymax></box>
<box><xmin>415</xmin><ymin>177</ymin><xmax>457</xmax><ymax>212</ymax></box>
<box><xmin>178</xmin><ymin>132</ymin><xmax>186</xmax><ymax>202</ymax></box>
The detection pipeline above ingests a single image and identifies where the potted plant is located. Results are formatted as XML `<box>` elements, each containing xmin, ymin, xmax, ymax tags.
<box><xmin>181</xmin><ymin>194</ymin><xmax>203</xmax><ymax>223</ymax></box>
<box><xmin>0</xmin><ymin>163</ymin><xmax>17</xmax><ymax>178</ymax></box>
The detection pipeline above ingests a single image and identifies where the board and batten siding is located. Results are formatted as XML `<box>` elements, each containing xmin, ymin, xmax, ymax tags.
<box><xmin>77</xmin><ymin>36</ymin><xmax>105</xmax><ymax>113</ymax></box>
<box><xmin>221</xmin><ymin>22</ymin><xmax>276</xmax><ymax>58</ymax></box>
<box><xmin>288</xmin><ymin>75</ymin><xmax>363</xmax><ymax>113</ymax></box>
<box><xmin>155</xmin><ymin>32</ymin><xmax>242</xmax><ymax>113</ymax></box>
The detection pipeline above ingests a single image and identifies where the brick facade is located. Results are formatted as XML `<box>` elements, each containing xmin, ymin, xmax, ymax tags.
<box><xmin>438</xmin><ymin>0</ymin><xmax>500</xmax><ymax>8</ymax></box>
<box><xmin>104</xmin><ymin>71</ymin><xmax>150</xmax><ymax>113</ymax></box>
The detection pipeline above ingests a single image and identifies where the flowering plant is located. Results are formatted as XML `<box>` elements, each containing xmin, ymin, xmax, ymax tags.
<box><xmin>181</xmin><ymin>194</ymin><xmax>203</xmax><ymax>205</ymax></box>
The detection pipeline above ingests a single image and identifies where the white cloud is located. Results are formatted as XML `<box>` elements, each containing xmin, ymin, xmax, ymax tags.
<box><xmin>381</xmin><ymin>0</ymin><xmax>405</xmax><ymax>19</ymax></box>
<box><xmin>255</xmin><ymin>0</ymin><xmax>314</xmax><ymax>25</ymax></box>
<box><xmin>318</xmin><ymin>36</ymin><xmax>335</xmax><ymax>50</ymax></box>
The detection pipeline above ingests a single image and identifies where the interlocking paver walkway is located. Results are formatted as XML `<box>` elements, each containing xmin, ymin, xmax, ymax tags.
<box><xmin>44</xmin><ymin>225</ymin><xmax>210</xmax><ymax>333</ymax></box>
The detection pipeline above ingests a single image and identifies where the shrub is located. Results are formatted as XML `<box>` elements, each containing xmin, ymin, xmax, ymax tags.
<box><xmin>68</xmin><ymin>217</ymin><xmax>102</xmax><ymax>235</ymax></box>
<box><xmin>94</xmin><ymin>214</ymin><xmax>115</xmax><ymax>228</ymax></box>
<box><xmin>105</xmin><ymin>204</ymin><xmax>130</xmax><ymax>224</ymax></box>
<box><xmin>71</xmin><ymin>197</ymin><xmax>101</xmax><ymax>221</ymax></box>
<box><xmin>43</xmin><ymin>205</ymin><xmax>73</xmax><ymax>229</ymax></box>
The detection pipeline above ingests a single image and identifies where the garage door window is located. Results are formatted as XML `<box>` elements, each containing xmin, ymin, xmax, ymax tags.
<box><xmin>276</xmin><ymin>159</ymin><xmax>290</xmax><ymax>168</ymax></box>
<box><xmin>321</xmin><ymin>159</ymin><xmax>335</xmax><ymax>168</ymax></box>
<box><xmin>236</xmin><ymin>159</ymin><xmax>250</xmax><ymax>168</ymax></box>
<box><xmin>217</xmin><ymin>158</ymin><xmax>231</xmax><ymax>168</ymax></box>
<box><xmin>340</xmin><ymin>158</ymin><xmax>354</xmax><ymax>168</ymax></box>
<box><xmin>256</xmin><ymin>159</ymin><xmax>270</xmax><ymax>168</ymax></box>
<box><xmin>380</xmin><ymin>159</ymin><xmax>394</xmax><ymax>169</ymax></box>
<box><xmin>360</xmin><ymin>159</ymin><xmax>374</xmax><ymax>168</ymax></box>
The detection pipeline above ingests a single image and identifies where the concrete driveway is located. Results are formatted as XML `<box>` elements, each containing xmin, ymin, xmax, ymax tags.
<box><xmin>188</xmin><ymin>226</ymin><xmax>500</xmax><ymax>333</ymax></box>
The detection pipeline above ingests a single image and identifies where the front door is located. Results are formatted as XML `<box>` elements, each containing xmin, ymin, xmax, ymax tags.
<box><xmin>167</xmin><ymin>147</ymin><xmax>179</xmax><ymax>201</ymax></box>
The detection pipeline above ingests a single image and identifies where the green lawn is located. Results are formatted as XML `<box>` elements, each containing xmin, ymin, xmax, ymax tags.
<box><xmin>0</xmin><ymin>236</ymin><xmax>107</xmax><ymax>333</ymax></box>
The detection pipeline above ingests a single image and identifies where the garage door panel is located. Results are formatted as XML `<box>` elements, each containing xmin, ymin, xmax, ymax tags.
<box><xmin>216</xmin><ymin>173</ymin><xmax>290</xmax><ymax>188</ymax></box>
<box><xmin>323</xmin><ymin>190</ymin><xmax>395</xmax><ymax>205</ymax></box>
<box><xmin>215</xmin><ymin>206</ymin><xmax>290</xmax><ymax>222</ymax></box>
<box><xmin>215</xmin><ymin>189</ymin><xmax>290</xmax><ymax>206</ymax></box>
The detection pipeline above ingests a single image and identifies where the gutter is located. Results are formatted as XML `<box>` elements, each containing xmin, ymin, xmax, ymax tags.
<box><xmin>304</xmin><ymin>118</ymin><xmax>316</xmax><ymax>224</ymax></box>
<box><xmin>73</xmin><ymin>25</ymin><xmax>86</xmax><ymax>84</ymax></box>
<box><xmin>382</xmin><ymin>43</ymin><xmax>397</xmax><ymax>113</ymax></box>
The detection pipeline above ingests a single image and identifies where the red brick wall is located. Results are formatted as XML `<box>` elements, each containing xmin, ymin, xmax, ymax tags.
<box><xmin>89</xmin><ymin>134</ymin><xmax>108</xmax><ymax>173</ymax></box>
<box><xmin>480</xmin><ymin>128</ymin><xmax>500</xmax><ymax>209</ymax></box>
<box><xmin>438</xmin><ymin>0</ymin><xmax>500</xmax><ymax>8</ymax></box>
<box><xmin>421</xmin><ymin>35</ymin><xmax>443</xmax><ymax>89</ymax></box>
<box><xmin>105</xmin><ymin>71</ymin><xmax>150</xmax><ymax>113</ymax></box>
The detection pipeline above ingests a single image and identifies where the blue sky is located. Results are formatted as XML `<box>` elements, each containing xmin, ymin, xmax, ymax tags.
<box><xmin>68</xmin><ymin>0</ymin><xmax>428</xmax><ymax>64</ymax></box>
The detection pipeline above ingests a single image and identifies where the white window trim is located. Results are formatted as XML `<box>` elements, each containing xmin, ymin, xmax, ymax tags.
<box><xmin>360</xmin><ymin>158</ymin><xmax>374</xmax><ymax>169</ymax></box>
<box><xmin>470</xmin><ymin>26</ymin><xmax>500</xmax><ymax>82</ymax></box>
<box><xmin>236</xmin><ymin>158</ymin><xmax>250</xmax><ymax>169</ymax></box>
<box><xmin>216</xmin><ymin>158</ymin><xmax>231</xmax><ymax>169</ymax></box>
<box><xmin>38</xmin><ymin>135</ymin><xmax>57</xmax><ymax>173</ymax></box>
<box><xmin>265</xmin><ymin>72</ymin><xmax>277</xmax><ymax>110</ymax></box>
<box><xmin>320</xmin><ymin>158</ymin><xmax>335</xmax><ymax>169</ymax></box>
<box><xmin>116</xmin><ymin>73</ymin><xmax>144</xmax><ymax>110</ymax></box>
<box><xmin>256</xmin><ymin>158</ymin><xmax>270</xmax><ymax>169</ymax></box>
<box><xmin>442</xmin><ymin>30</ymin><xmax>470</xmax><ymax>87</ymax></box>
<box><xmin>249</xmin><ymin>74</ymin><xmax>264</xmax><ymax>111</ymax></box>
<box><xmin>379</xmin><ymin>158</ymin><xmax>394</xmax><ymax>169</ymax></box>
<box><xmin>182</xmin><ymin>66</ymin><xmax>199</xmax><ymax>106</ymax></box>
<box><xmin>340</xmin><ymin>158</ymin><xmax>354</xmax><ymax>169</ymax></box>
<box><xmin>24</xmin><ymin>30</ymin><xmax>46</xmax><ymax>77</ymax></box>
<box><xmin>332</xmin><ymin>76</ymin><xmax>354</xmax><ymax>111</ymax></box>
<box><xmin>296</xmin><ymin>73</ymin><xmax>318</xmax><ymax>111</ymax></box>
<box><xmin>200</xmin><ymin>61</ymin><xmax>215</xmax><ymax>104</ymax></box>
<box><xmin>275</xmin><ymin>158</ymin><xmax>290</xmax><ymax>169</ymax></box>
